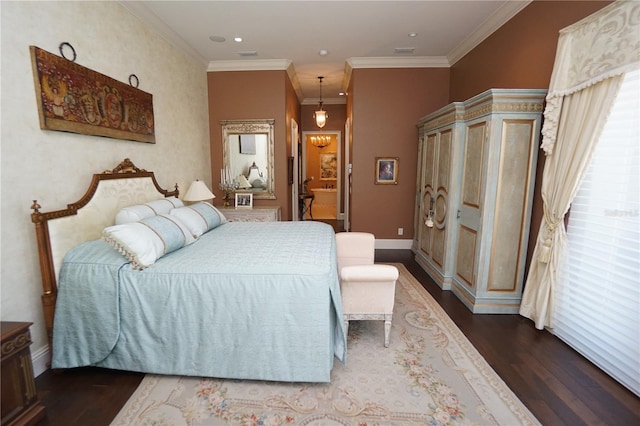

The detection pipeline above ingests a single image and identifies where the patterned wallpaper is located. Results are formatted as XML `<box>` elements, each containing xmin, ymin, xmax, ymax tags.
<box><xmin>0</xmin><ymin>0</ymin><xmax>210</xmax><ymax>367</ymax></box>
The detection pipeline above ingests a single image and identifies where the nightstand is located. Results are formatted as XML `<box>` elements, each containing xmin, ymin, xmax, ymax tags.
<box><xmin>1</xmin><ymin>322</ymin><xmax>45</xmax><ymax>426</ymax></box>
<box><xmin>218</xmin><ymin>206</ymin><xmax>281</xmax><ymax>222</ymax></box>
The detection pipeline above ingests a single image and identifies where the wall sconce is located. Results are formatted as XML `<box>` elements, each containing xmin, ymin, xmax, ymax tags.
<box><xmin>425</xmin><ymin>197</ymin><xmax>434</xmax><ymax>228</ymax></box>
<box><xmin>314</xmin><ymin>76</ymin><xmax>328</xmax><ymax>128</ymax></box>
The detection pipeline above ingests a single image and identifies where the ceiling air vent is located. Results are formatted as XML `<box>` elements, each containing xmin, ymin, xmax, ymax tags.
<box><xmin>238</xmin><ymin>51</ymin><xmax>258</xmax><ymax>57</ymax></box>
<box><xmin>394</xmin><ymin>47</ymin><xmax>415</xmax><ymax>54</ymax></box>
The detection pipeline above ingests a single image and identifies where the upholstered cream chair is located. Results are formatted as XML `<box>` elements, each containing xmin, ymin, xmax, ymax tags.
<box><xmin>336</xmin><ymin>232</ymin><xmax>399</xmax><ymax>347</ymax></box>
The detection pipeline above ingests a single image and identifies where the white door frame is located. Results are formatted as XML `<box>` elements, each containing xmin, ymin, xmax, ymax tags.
<box><xmin>290</xmin><ymin>119</ymin><xmax>300</xmax><ymax>221</ymax></box>
<box><xmin>301</xmin><ymin>130</ymin><xmax>342</xmax><ymax>220</ymax></box>
<box><xmin>343</xmin><ymin>118</ymin><xmax>351</xmax><ymax>231</ymax></box>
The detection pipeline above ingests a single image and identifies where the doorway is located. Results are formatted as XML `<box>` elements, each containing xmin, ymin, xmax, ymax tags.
<box><xmin>301</xmin><ymin>131</ymin><xmax>342</xmax><ymax>222</ymax></box>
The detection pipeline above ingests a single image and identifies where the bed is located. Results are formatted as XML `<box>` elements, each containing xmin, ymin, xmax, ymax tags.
<box><xmin>31</xmin><ymin>158</ymin><xmax>346</xmax><ymax>383</ymax></box>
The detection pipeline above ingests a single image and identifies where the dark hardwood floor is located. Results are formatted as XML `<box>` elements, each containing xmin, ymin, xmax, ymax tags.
<box><xmin>35</xmin><ymin>245</ymin><xmax>640</xmax><ymax>425</ymax></box>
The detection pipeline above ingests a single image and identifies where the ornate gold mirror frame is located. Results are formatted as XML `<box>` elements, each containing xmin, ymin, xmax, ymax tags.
<box><xmin>221</xmin><ymin>119</ymin><xmax>275</xmax><ymax>200</ymax></box>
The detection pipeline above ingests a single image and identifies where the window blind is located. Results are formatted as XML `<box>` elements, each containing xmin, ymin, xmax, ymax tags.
<box><xmin>554</xmin><ymin>69</ymin><xmax>640</xmax><ymax>397</ymax></box>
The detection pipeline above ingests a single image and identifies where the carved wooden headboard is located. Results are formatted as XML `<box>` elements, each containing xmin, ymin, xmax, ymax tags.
<box><xmin>31</xmin><ymin>158</ymin><xmax>178</xmax><ymax>347</ymax></box>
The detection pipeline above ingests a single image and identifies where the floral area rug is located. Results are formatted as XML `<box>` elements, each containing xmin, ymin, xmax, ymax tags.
<box><xmin>111</xmin><ymin>264</ymin><xmax>539</xmax><ymax>425</ymax></box>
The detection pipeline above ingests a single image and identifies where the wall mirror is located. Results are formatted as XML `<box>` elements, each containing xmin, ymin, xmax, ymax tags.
<box><xmin>221</xmin><ymin>119</ymin><xmax>275</xmax><ymax>200</ymax></box>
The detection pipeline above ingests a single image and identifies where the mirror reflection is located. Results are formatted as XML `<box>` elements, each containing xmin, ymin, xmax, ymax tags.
<box><xmin>221</xmin><ymin>119</ymin><xmax>275</xmax><ymax>199</ymax></box>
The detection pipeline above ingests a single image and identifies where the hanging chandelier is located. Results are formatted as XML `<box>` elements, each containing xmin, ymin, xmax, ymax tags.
<box><xmin>310</xmin><ymin>135</ymin><xmax>331</xmax><ymax>149</ymax></box>
<box><xmin>314</xmin><ymin>76</ymin><xmax>328</xmax><ymax>128</ymax></box>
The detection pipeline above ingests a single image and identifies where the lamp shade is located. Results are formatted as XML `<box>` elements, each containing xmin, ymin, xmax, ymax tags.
<box><xmin>183</xmin><ymin>180</ymin><xmax>215</xmax><ymax>202</ymax></box>
<box><xmin>237</xmin><ymin>174</ymin><xmax>252</xmax><ymax>189</ymax></box>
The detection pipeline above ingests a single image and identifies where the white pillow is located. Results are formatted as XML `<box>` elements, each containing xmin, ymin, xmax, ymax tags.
<box><xmin>115</xmin><ymin>197</ymin><xmax>184</xmax><ymax>225</ymax></box>
<box><xmin>170</xmin><ymin>202</ymin><xmax>227</xmax><ymax>238</ymax></box>
<box><xmin>103</xmin><ymin>214</ymin><xmax>195</xmax><ymax>270</ymax></box>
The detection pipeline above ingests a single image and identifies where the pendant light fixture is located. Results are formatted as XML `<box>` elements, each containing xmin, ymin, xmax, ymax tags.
<box><xmin>310</xmin><ymin>135</ymin><xmax>331</xmax><ymax>149</ymax></box>
<box><xmin>314</xmin><ymin>76</ymin><xmax>328</xmax><ymax>128</ymax></box>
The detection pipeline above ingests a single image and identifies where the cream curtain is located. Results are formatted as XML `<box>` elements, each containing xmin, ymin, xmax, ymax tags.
<box><xmin>519</xmin><ymin>0</ymin><xmax>640</xmax><ymax>330</ymax></box>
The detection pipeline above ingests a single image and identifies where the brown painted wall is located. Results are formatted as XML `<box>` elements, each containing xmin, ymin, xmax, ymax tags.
<box><xmin>450</xmin><ymin>1</ymin><xmax>611</xmax><ymax>271</ymax></box>
<box><xmin>350</xmin><ymin>67</ymin><xmax>450</xmax><ymax>239</ymax></box>
<box><xmin>207</xmin><ymin>70</ymin><xmax>294</xmax><ymax>218</ymax></box>
<box><xmin>450</xmin><ymin>1</ymin><xmax>612</xmax><ymax>102</ymax></box>
<box><xmin>300</xmin><ymin>103</ymin><xmax>347</xmax><ymax>133</ymax></box>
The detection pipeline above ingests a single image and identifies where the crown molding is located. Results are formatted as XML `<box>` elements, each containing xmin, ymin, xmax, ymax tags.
<box><xmin>448</xmin><ymin>0</ymin><xmax>532</xmax><ymax>65</ymax></box>
<box><xmin>302</xmin><ymin>97</ymin><xmax>346</xmax><ymax>106</ymax></box>
<box><xmin>347</xmin><ymin>56</ymin><xmax>450</xmax><ymax>69</ymax></box>
<box><xmin>285</xmin><ymin>62</ymin><xmax>305</xmax><ymax>104</ymax></box>
<box><xmin>342</xmin><ymin>61</ymin><xmax>353</xmax><ymax>93</ymax></box>
<box><xmin>207</xmin><ymin>59</ymin><xmax>292</xmax><ymax>72</ymax></box>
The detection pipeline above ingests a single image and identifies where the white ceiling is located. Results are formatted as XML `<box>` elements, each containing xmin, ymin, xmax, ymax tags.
<box><xmin>121</xmin><ymin>1</ymin><xmax>531</xmax><ymax>103</ymax></box>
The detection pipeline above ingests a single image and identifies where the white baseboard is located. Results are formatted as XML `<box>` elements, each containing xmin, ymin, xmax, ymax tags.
<box><xmin>32</xmin><ymin>345</ymin><xmax>50</xmax><ymax>377</ymax></box>
<box><xmin>375</xmin><ymin>239</ymin><xmax>413</xmax><ymax>250</ymax></box>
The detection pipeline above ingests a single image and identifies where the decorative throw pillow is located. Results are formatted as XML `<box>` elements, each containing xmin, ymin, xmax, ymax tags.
<box><xmin>170</xmin><ymin>202</ymin><xmax>227</xmax><ymax>238</ymax></box>
<box><xmin>115</xmin><ymin>197</ymin><xmax>184</xmax><ymax>225</ymax></box>
<box><xmin>103</xmin><ymin>213</ymin><xmax>195</xmax><ymax>270</ymax></box>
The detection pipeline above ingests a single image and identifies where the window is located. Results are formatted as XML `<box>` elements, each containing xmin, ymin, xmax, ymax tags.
<box><xmin>554</xmin><ymin>69</ymin><xmax>639</xmax><ymax>396</ymax></box>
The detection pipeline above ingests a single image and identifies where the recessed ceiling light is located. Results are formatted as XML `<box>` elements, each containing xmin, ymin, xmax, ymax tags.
<box><xmin>408</xmin><ymin>32</ymin><xmax>418</xmax><ymax>38</ymax></box>
<box><xmin>319</xmin><ymin>49</ymin><xmax>328</xmax><ymax>56</ymax></box>
<box><xmin>234</xmin><ymin>37</ymin><xmax>243</xmax><ymax>43</ymax></box>
<box><xmin>209</xmin><ymin>35</ymin><xmax>226</xmax><ymax>42</ymax></box>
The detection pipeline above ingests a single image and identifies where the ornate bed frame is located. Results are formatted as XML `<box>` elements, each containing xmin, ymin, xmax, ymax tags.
<box><xmin>31</xmin><ymin>158</ymin><xmax>178</xmax><ymax>349</ymax></box>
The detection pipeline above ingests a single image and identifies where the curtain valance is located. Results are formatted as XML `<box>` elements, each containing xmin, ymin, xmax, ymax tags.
<box><xmin>541</xmin><ymin>0</ymin><xmax>640</xmax><ymax>155</ymax></box>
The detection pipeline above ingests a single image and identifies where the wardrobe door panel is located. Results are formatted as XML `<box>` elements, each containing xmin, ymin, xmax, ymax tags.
<box><xmin>461</xmin><ymin>122</ymin><xmax>486</xmax><ymax>209</ymax></box>
<box><xmin>437</xmin><ymin>130</ymin><xmax>452</xmax><ymax>192</ymax></box>
<box><xmin>487</xmin><ymin>119</ymin><xmax>537</xmax><ymax>291</ymax></box>
<box><xmin>419</xmin><ymin>133</ymin><xmax>437</xmax><ymax>258</ymax></box>
<box><xmin>456</xmin><ymin>121</ymin><xmax>487</xmax><ymax>288</ymax></box>
<box><xmin>455</xmin><ymin>225</ymin><xmax>477</xmax><ymax>287</ymax></box>
<box><xmin>431</xmin><ymin>130</ymin><xmax>451</xmax><ymax>267</ymax></box>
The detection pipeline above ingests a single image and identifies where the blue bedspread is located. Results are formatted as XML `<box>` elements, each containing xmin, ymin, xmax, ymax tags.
<box><xmin>52</xmin><ymin>221</ymin><xmax>346</xmax><ymax>382</ymax></box>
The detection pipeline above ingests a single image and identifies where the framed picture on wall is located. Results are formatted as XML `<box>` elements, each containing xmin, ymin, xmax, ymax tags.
<box><xmin>235</xmin><ymin>192</ymin><xmax>253</xmax><ymax>209</ymax></box>
<box><xmin>319</xmin><ymin>152</ymin><xmax>338</xmax><ymax>180</ymax></box>
<box><xmin>375</xmin><ymin>157</ymin><xmax>398</xmax><ymax>185</ymax></box>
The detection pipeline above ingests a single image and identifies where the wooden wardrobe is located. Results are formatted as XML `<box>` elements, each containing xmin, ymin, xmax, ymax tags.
<box><xmin>413</xmin><ymin>89</ymin><xmax>546</xmax><ymax>313</ymax></box>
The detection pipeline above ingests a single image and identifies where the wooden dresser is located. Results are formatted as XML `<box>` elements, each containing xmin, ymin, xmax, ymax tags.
<box><xmin>1</xmin><ymin>322</ymin><xmax>45</xmax><ymax>426</ymax></box>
